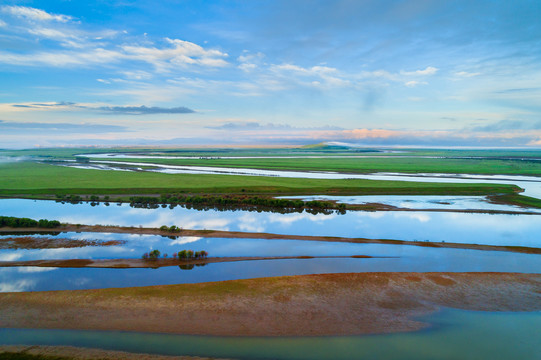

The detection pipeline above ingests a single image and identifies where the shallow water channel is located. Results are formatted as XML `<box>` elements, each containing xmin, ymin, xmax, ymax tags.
<box><xmin>1</xmin><ymin>199</ymin><xmax>540</xmax><ymax>247</ymax></box>
<box><xmin>1</xmin><ymin>309</ymin><xmax>540</xmax><ymax>360</ymax></box>
<box><xmin>1</xmin><ymin>231</ymin><xmax>540</xmax><ymax>291</ymax></box>
<box><xmin>1</xmin><ymin>198</ymin><xmax>540</xmax><ymax>291</ymax></box>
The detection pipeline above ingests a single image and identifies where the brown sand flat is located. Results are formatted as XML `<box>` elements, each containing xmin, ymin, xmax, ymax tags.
<box><xmin>0</xmin><ymin>272</ymin><xmax>539</xmax><ymax>337</ymax></box>
<box><xmin>0</xmin><ymin>345</ymin><xmax>229</xmax><ymax>360</ymax></box>
<box><xmin>2</xmin><ymin>225</ymin><xmax>541</xmax><ymax>254</ymax></box>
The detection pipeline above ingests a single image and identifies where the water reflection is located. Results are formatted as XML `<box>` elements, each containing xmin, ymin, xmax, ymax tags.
<box><xmin>1</xmin><ymin>199</ymin><xmax>540</xmax><ymax>247</ymax></box>
<box><xmin>281</xmin><ymin>195</ymin><xmax>541</xmax><ymax>212</ymax></box>
<box><xmin>1</xmin><ymin>239</ymin><xmax>539</xmax><ymax>291</ymax></box>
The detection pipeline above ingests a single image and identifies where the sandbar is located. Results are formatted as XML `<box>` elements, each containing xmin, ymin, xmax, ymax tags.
<box><xmin>0</xmin><ymin>272</ymin><xmax>539</xmax><ymax>337</ymax></box>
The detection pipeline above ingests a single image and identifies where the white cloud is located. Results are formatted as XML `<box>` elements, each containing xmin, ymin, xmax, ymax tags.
<box><xmin>270</xmin><ymin>63</ymin><xmax>352</xmax><ymax>89</ymax></box>
<box><xmin>455</xmin><ymin>71</ymin><xmax>481</xmax><ymax>78</ymax></box>
<box><xmin>0</xmin><ymin>279</ymin><xmax>36</xmax><ymax>292</ymax></box>
<box><xmin>360</xmin><ymin>69</ymin><xmax>394</xmax><ymax>79</ymax></box>
<box><xmin>401</xmin><ymin>66</ymin><xmax>438</xmax><ymax>76</ymax></box>
<box><xmin>238</xmin><ymin>63</ymin><xmax>257</xmax><ymax>71</ymax></box>
<box><xmin>0</xmin><ymin>7</ymin><xmax>228</xmax><ymax>73</ymax></box>
<box><xmin>120</xmin><ymin>38</ymin><xmax>229</xmax><ymax>70</ymax></box>
<box><xmin>119</xmin><ymin>70</ymin><xmax>153</xmax><ymax>80</ymax></box>
<box><xmin>0</xmin><ymin>19</ymin><xmax>6</xmax><ymax>27</ymax></box>
<box><xmin>0</xmin><ymin>48</ymin><xmax>122</xmax><ymax>67</ymax></box>
<box><xmin>1</xmin><ymin>6</ymin><xmax>73</xmax><ymax>23</ymax></box>
<box><xmin>405</xmin><ymin>80</ymin><xmax>427</xmax><ymax>87</ymax></box>
<box><xmin>237</xmin><ymin>52</ymin><xmax>264</xmax><ymax>72</ymax></box>
<box><xmin>0</xmin><ymin>38</ymin><xmax>228</xmax><ymax>71</ymax></box>
<box><xmin>272</xmin><ymin>63</ymin><xmax>337</xmax><ymax>76</ymax></box>
<box><xmin>169</xmin><ymin>236</ymin><xmax>203</xmax><ymax>246</ymax></box>
<box><xmin>28</xmin><ymin>27</ymin><xmax>72</xmax><ymax>39</ymax></box>
<box><xmin>237</xmin><ymin>51</ymin><xmax>264</xmax><ymax>63</ymax></box>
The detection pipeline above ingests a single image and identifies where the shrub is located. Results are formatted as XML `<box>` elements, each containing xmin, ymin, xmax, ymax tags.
<box><xmin>148</xmin><ymin>249</ymin><xmax>161</xmax><ymax>260</ymax></box>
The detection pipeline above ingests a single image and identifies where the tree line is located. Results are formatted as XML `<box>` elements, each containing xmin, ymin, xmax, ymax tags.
<box><xmin>142</xmin><ymin>249</ymin><xmax>209</xmax><ymax>261</ymax></box>
<box><xmin>0</xmin><ymin>216</ymin><xmax>61</xmax><ymax>228</ymax></box>
<box><xmin>129</xmin><ymin>194</ymin><xmax>346</xmax><ymax>214</ymax></box>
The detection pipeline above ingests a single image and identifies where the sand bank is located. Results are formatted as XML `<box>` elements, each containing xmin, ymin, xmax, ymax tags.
<box><xmin>0</xmin><ymin>272</ymin><xmax>539</xmax><ymax>336</ymax></box>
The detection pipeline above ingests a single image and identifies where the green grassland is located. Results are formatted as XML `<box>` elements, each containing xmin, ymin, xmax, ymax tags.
<box><xmin>88</xmin><ymin>156</ymin><xmax>541</xmax><ymax>176</ymax></box>
<box><xmin>0</xmin><ymin>162</ymin><xmax>522</xmax><ymax>198</ymax></box>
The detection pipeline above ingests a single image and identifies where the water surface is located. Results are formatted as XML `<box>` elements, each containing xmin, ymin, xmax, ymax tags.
<box><xmin>1</xmin><ymin>309</ymin><xmax>539</xmax><ymax>360</ymax></box>
<box><xmin>1</xmin><ymin>199</ymin><xmax>540</xmax><ymax>247</ymax></box>
<box><xmin>281</xmin><ymin>194</ymin><xmax>541</xmax><ymax>212</ymax></box>
<box><xmin>1</xmin><ymin>234</ymin><xmax>539</xmax><ymax>292</ymax></box>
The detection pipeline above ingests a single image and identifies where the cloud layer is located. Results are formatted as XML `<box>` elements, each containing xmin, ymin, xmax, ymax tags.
<box><xmin>0</xmin><ymin>2</ymin><xmax>540</xmax><ymax>148</ymax></box>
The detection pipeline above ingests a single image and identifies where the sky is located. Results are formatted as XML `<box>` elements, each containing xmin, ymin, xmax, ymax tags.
<box><xmin>1</xmin><ymin>0</ymin><xmax>540</xmax><ymax>149</ymax></box>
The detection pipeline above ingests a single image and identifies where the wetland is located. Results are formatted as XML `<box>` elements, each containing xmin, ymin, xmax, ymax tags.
<box><xmin>0</xmin><ymin>147</ymin><xmax>540</xmax><ymax>359</ymax></box>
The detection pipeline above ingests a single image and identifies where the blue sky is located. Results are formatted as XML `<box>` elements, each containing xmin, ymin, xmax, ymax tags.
<box><xmin>1</xmin><ymin>0</ymin><xmax>540</xmax><ymax>148</ymax></box>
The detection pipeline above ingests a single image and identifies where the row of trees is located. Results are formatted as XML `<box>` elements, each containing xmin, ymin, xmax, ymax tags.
<box><xmin>0</xmin><ymin>216</ymin><xmax>61</xmax><ymax>228</ymax></box>
<box><xmin>53</xmin><ymin>193</ymin><xmax>346</xmax><ymax>215</ymax></box>
<box><xmin>141</xmin><ymin>249</ymin><xmax>209</xmax><ymax>261</ymax></box>
<box><xmin>159</xmin><ymin>225</ymin><xmax>182</xmax><ymax>233</ymax></box>
<box><xmin>177</xmin><ymin>249</ymin><xmax>208</xmax><ymax>259</ymax></box>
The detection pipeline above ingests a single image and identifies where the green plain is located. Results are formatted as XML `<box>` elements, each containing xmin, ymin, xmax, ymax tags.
<box><xmin>0</xmin><ymin>162</ymin><xmax>520</xmax><ymax>197</ymax></box>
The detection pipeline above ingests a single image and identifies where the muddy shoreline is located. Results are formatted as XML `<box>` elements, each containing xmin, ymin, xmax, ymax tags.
<box><xmin>2</xmin><ymin>224</ymin><xmax>540</xmax><ymax>254</ymax></box>
<box><xmin>0</xmin><ymin>272</ymin><xmax>539</xmax><ymax>337</ymax></box>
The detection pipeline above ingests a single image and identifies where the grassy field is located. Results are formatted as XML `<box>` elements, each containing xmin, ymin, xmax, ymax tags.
<box><xmin>0</xmin><ymin>162</ymin><xmax>522</xmax><ymax>197</ymax></box>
